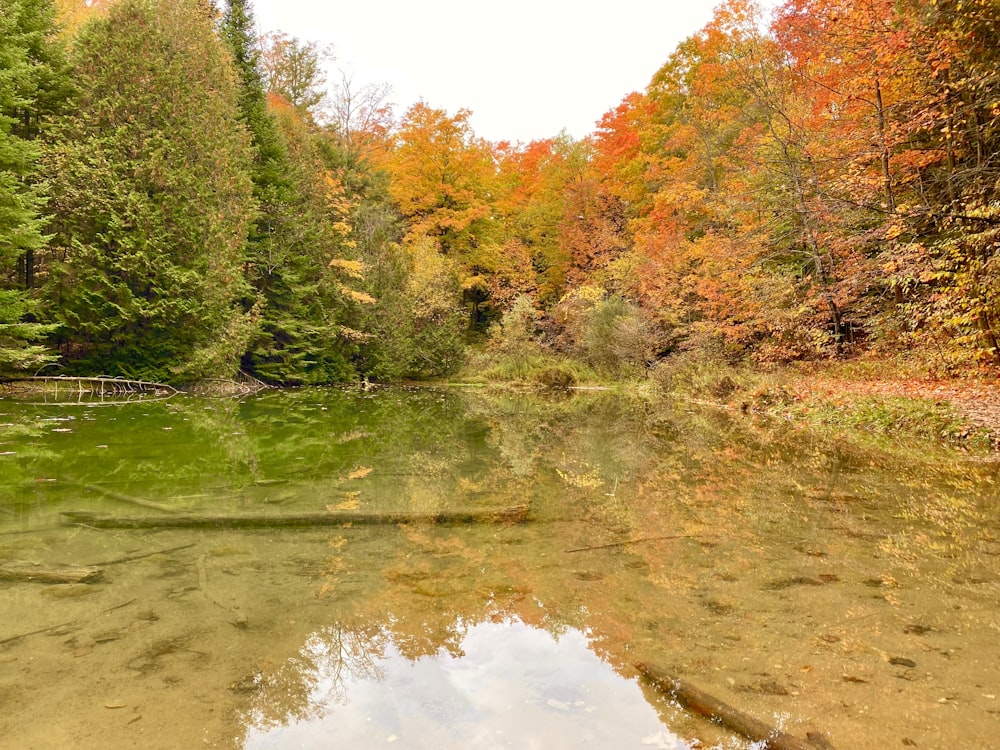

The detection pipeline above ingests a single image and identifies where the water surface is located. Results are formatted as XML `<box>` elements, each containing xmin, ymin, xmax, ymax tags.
<box><xmin>1</xmin><ymin>387</ymin><xmax>998</xmax><ymax>749</ymax></box>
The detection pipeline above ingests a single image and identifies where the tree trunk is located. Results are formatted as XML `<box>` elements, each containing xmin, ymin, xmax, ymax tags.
<box><xmin>874</xmin><ymin>78</ymin><xmax>895</xmax><ymax>212</ymax></box>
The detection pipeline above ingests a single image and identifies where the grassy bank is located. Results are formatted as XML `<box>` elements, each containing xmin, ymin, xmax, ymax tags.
<box><xmin>649</xmin><ymin>353</ymin><xmax>999</xmax><ymax>452</ymax></box>
<box><xmin>454</xmin><ymin>346</ymin><xmax>999</xmax><ymax>452</ymax></box>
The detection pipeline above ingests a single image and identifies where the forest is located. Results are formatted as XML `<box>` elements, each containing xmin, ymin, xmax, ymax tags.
<box><xmin>2</xmin><ymin>0</ymin><xmax>999</xmax><ymax>386</ymax></box>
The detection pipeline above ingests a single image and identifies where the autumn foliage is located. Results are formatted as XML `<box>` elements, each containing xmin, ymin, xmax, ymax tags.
<box><xmin>368</xmin><ymin>0</ymin><xmax>1000</xmax><ymax>373</ymax></box>
<box><xmin>4</xmin><ymin>0</ymin><xmax>1000</xmax><ymax>380</ymax></box>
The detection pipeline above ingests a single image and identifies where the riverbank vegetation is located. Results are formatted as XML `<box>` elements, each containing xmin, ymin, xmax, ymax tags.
<box><xmin>3</xmin><ymin>0</ymin><xmax>999</xmax><ymax>409</ymax></box>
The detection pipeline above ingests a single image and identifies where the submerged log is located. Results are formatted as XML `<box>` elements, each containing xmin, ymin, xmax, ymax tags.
<box><xmin>0</xmin><ymin>562</ymin><xmax>105</xmax><ymax>584</ymax></box>
<box><xmin>636</xmin><ymin>662</ymin><xmax>824</xmax><ymax>750</ymax></box>
<box><xmin>61</xmin><ymin>505</ymin><xmax>530</xmax><ymax>530</ymax></box>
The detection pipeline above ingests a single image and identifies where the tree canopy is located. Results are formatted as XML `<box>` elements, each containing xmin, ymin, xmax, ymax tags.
<box><xmin>6</xmin><ymin>0</ymin><xmax>1000</xmax><ymax>382</ymax></box>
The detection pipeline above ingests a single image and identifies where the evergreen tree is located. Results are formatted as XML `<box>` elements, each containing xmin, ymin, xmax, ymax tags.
<box><xmin>44</xmin><ymin>0</ymin><xmax>257</xmax><ymax>382</ymax></box>
<box><xmin>251</xmin><ymin>97</ymin><xmax>370</xmax><ymax>384</ymax></box>
<box><xmin>221</xmin><ymin>0</ymin><xmax>366</xmax><ymax>384</ymax></box>
<box><xmin>0</xmin><ymin>0</ymin><xmax>66</xmax><ymax>373</ymax></box>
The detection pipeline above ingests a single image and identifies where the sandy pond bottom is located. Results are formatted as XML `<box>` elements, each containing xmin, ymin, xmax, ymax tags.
<box><xmin>1</xmin><ymin>388</ymin><xmax>999</xmax><ymax>749</ymax></box>
<box><xmin>2</xmin><ymin>526</ymin><xmax>697</xmax><ymax>750</ymax></box>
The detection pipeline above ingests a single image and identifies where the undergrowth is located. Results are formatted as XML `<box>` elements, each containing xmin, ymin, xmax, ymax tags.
<box><xmin>458</xmin><ymin>349</ymin><xmax>600</xmax><ymax>389</ymax></box>
<box><xmin>649</xmin><ymin>351</ymin><xmax>997</xmax><ymax>452</ymax></box>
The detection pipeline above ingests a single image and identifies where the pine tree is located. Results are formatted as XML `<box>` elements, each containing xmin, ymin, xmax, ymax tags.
<box><xmin>44</xmin><ymin>0</ymin><xmax>257</xmax><ymax>382</ymax></box>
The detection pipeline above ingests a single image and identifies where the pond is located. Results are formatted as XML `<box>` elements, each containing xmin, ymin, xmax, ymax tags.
<box><xmin>1</xmin><ymin>386</ymin><xmax>998</xmax><ymax>749</ymax></box>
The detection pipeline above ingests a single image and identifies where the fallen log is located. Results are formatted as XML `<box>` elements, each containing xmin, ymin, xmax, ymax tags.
<box><xmin>0</xmin><ymin>562</ymin><xmax>105</xmax><ymax>584</ymax></box>
<box><xmin>60</xmin><ymin>504</ymin><xmax>530</xmax><ymax>530</ymax></box>
<box><xmin>636</xmin><ymin>662</ymin><xmax>825</xmax><ymax>750</ymax></box>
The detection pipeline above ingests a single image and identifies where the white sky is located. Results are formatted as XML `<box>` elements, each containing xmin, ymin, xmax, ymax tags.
<box><xmin>250</xmin><ymin>0</ymin><xmax>725</xmax><ymax>144</ymax></box>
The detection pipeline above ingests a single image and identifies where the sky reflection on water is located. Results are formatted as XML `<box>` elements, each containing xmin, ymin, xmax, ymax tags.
<box><xmin>244</xmin><ymin>619</ymin><xmax>688</xmax><ymax>750</ymax></box>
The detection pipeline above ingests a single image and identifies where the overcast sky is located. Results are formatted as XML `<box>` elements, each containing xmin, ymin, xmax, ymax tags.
<box><xmin>250</xmin><ymin>0</ymin><xmax>725</xmax><ymax>144</ymax></box>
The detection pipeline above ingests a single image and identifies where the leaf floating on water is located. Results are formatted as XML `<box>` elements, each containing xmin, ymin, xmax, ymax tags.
<box><xmin>104</xmin><ymin>702</ymin><xmax>127</xmax><ymax>709</ymax></box>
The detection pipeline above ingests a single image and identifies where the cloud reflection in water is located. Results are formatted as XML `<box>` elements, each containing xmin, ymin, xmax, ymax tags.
<box><xmin>244</xmin><ymin>618</ymin><xmax>689</xmax><ymax>750</ymax></box>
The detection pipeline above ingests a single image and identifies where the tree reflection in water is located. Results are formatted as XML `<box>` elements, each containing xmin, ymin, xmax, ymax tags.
<box><xmin>243</xmin><ymin>618</ymin><xmax>691</xmax><ymax>750</ymax></box>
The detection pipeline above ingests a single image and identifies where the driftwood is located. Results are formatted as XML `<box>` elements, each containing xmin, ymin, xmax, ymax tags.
<box><xmin>0</xmin><ymin>562</ymin><xmax>104</xmax><ymax>584</ymax></box>
<box><xmin>637</xmin><ymin>662</ymin><xmax>825</xmax><ymax>750</ymax></box>
<box><xmin>60</xmin><ymin>505</ymin><xmax>530</xmax><ymax>530</ymax></box>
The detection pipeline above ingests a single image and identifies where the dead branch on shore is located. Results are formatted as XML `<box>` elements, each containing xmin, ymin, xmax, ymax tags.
<box><xmin>0</xmin><ymin>376</ymin><xmax>177</xmax><ymax>403</ymax></box>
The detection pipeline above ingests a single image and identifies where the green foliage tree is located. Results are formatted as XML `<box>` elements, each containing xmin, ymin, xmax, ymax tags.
<box><xmin>222</xmin><ymin>1</ymin><xmax>374</xmax><ymax>384</ymax></box>
<box><xmin>253</xmin><ymin>99</ymin><xmax>374</xmax><ymax>383</ymax></box>
<box><xmin>44</xmin><ymin>0</ymin><xmax>257</xmax><ymax>382</ymax></box>
<box><xmin>361</xmin><ymin>237</ymin><xmax>467</xmax><ymax>380</ymax></box>
<box><xmin>0</xmin><ymin>0</ymin><xmax>68</xmax><ymax>373</ymax></box>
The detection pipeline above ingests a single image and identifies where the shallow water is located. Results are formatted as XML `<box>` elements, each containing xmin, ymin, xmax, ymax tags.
<box><xmin>1</xmin><ymin>387</ymin><xmax>998</xmax><ymax>749</ymax></box>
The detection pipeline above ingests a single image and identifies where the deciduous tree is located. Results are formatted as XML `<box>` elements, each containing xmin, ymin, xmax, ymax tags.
<box><xmin>259</xmin><ymin>31</ymin><xmax>333</xmax><ymax>122</ymax></box>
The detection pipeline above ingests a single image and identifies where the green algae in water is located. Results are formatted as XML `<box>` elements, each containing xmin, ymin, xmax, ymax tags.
<box><xmin>0</xmin><ymin>387</ymin><xmax>998</xmax><ymax>749</ymax></box>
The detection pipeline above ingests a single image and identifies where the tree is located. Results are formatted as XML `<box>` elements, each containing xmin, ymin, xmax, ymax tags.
<box><xmin>44</xmin><ymin>0</ymin><xmax>257</xmax><ymax>382</ymax></box>
<box><xmin>0</xmin><ymin>0</ymin><xmax>68</xmax><ymax>373</ymax></box>
<box><xmin>224</xmin><ymin>2</ymin><xmax>377</xmax><ymax>384</ymax></box>
<box><xmin>882</xmin><ymin>0</ymin><xmax>1000</xmax><ymax>366</ymax></box>
<box><xmin>382</xmin><ymin>103</ymin><xmax>499</xmax><ymax>260</ymax></box>
<box><xmin>327</xmin><ymin>69</ymin><xmax>393</xmax><ymax>164</ymax></box>
<box><xmin>246</xmin><ymin>95</ymin><xmax>373</xmax><ymax>384</ymax></box>
<box><xmin>259</xmin><ymin>31</ymin><xmax>333</xmax><ymax>121</ymax></box>
<box><xmin>773</xmin><ymin>0</ymin><xmax>1000</xmax><ymax>366</ymax></box>
<box><xmin>361</xmin><ymin>237</ymin><xmax>467</xmax><ymax>380</ymax></box>
<box><xmin>378</xmin><ymin>102</ymin><xmax>506</xmax><ymax>328</ymax></box>
<box><xmin>54</xmin><ymin>0</ymin><xmax>113</xmax><ymax>36</ymax></box>
<box><xmin>494</xmin><ymin>137</ymin><xmax>575</xmax><ymax>305</ymax></box>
